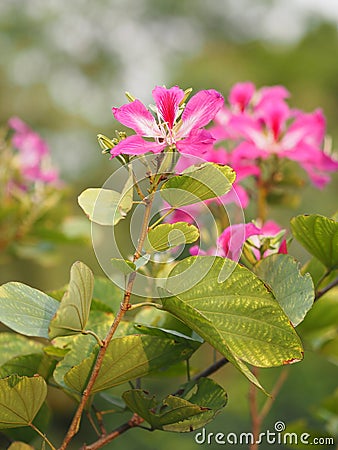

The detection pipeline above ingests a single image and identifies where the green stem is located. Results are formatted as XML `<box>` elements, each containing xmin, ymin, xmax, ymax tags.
<box><xmin>30</xmin><ymin>423</ymin><xmax>56</xmax><ymax>450</ymax></box>
<box><xmin>148</xmin><ymin>207</ymin><xmax>176</xmax><ymax>230</ymax></box>
<box><xmin>128</xmin><ymin>302</ymin><xmax>162</xmax><ymax>311</ymax></box>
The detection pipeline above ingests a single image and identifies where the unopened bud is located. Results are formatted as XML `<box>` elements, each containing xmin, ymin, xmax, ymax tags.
<box><xmin>125</xmin><ymin>91</ymin><xmax>136</xmax><ymax>102</ymax></box>
<box><xmin>180</xmin><ymin>87</ymin><xmax>193</xmax><ymax>106</ymax></box>
<box><xmin>97</xmin><ymin>134</ymin><xmax>115</xmax><ymax>151</ymax></box>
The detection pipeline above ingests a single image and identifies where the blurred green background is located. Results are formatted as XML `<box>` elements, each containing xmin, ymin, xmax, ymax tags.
<box><xmin>0</xmin><ymin>0</ymin><xmax>338</xmax><ymax>448</ymax></box>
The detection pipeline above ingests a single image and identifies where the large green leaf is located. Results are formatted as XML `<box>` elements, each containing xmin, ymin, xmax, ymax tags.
<box><xmin>0</xmin><ymin>375</ymin><xmax>47</xmax><ymax>429</ymax></box>
<box><xmin>78</xmin><ymin>167</ymin><xmax>133</xmax><ymax>226</ymax></box>
<box><xmin>49</xmin><ymin>261</ymin><xmax>94</xmax><ymax>339</ymax></box>
<box><xmin>291</xmin><ymin>214</ymin><xmax>338</xmax><ymax>269</ymax></box>
<box><xmin>123</xmin><ymin>377</ymin><xmax>227</xmax><ymax>432</ymax></box>
<box><xmin>0</xmin><ymin>283</ymin><xmax>59</xmax><ymax>338</ymax></box>
<box><xmin>53</xmin><ymin>311</ymin><xmax>115</xmax><ymax>391</ymax></box>
<box><xmin>253</xmin><ymin>254</ymin><xmax>314</xmax><ymax>326</ymax></box>
<box><xmin>0</xmin><ymin>333</ymin><xmax>44</xmax><ymax>366</ymax></box>
<box><xmin>161</xmin><ymin>163</ymin><xmax>236</xmax><ymax>207</ymax></box>
<box><xmin>144</xmin><ymin>222</ymin><xmax>199</xmax><ymax>253</ymax></box>
<box><xmin>160</xmin><ymin>256</ymin><xmax>303</xmax><ymax>390</ymax></box>
<box><xmin>64</xmin><ymin>334</ymin><xmax>197</xmax><ymax>394</ymax></box>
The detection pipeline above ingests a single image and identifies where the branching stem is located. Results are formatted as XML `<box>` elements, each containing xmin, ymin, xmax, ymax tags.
<box><xmin>59</xmin><ymin>193</ymin><xmax>154</xmax><ymax>450</ymax></box>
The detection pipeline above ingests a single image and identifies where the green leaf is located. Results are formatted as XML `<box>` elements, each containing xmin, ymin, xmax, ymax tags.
<box><xmin>0</xmin><ymin>353</ymin><xmax>55</xmax><ymax>379</ymax></box>
<box><xmin>123</xmin><ymin>377</ymin><xmax>227</xmax><ymax>432</ymax></box>
<box><xmin>8</xmin><ymin>443</ymin><xmax>35</xmax><ymax>450</ymax></box>
<box><xmin>0</xmin><ymin>333</ymin><xmax>44</xmax><ymax>366</ymax></box>
<box><xmin>111</xmin><ymin>258</ymin><xmax>136</xmax><ymax>275</ymax></box>
<box><xmin>64</xmin><ymin>334</ymin><xmax>197</xmax><ymax>394</ymax></box>
<box><xmin>144</xmin><ymin>222</ymin><xmax>199</xmax><ymax>253</ymax></box>
<box><xmin>119</xmin><ymin>164</ymin><xmax>134</xmax><ymax>212</ymax></box>
<box><xmin>253</xmin><ymin>254</ymin><xmax>314</xmax><ymax>326</ymax></box>
<box><xmin>53</xmin><ymin>334</ymin><xmax>98</xmax><ymax>393</ymax></box>
<box><xmin>93</xmin><ymin>277</ymin><xmax>124</xmax><ymax>315</ymax></box>
<box><xmin>53</xmin><ymin>311</ymin><xmax>114</xmax><ymax>392</ymax></box>
<box><xmin>78</xmin><ymin>167</ymin><xmax>133</xmax><ymax>226</ymax></box>
<box><xmin>159</xmin><ymin>256</ymin><xmax>304</xmax><ymax>391</ymax></box>
<box><xmin>291</xmin><ymin>214</ymin><xmax>338</xmax><ymax>269</ymax></box>
<box><xmin>161</xmin><ymin>163</ymin><xmax>236</xmax><ymax>207</ymax></box>
<box><xmin>0</xmin><ymin>283</ymin><xmax>59</xmax><ymax>338</ymax></box>
<box><xmin>0</xmin><ymin>375</ymin><xmax>47</xmax><ymax>429</ymax></box>
<box><xmin>133</xmin><ymin>324</ymin><xmax>203</xmax><ymax>347</ymax></box>
<box><xmin>49</xmin><ymin>261</ymin><xmax>94</xmax><ymax>339</ymax></box>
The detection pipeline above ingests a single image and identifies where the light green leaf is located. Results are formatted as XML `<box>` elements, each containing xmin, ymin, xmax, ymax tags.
<box><xmin>0</xmin><ymin>333</ymin><xmax>44</xmax><ymax>366</ymax></box>
<box><xmin>8</xmin><ymin>443</ymin><xmax>35</xmax><ymax>450</ymax></box>
<box><xmin>78</xmin><ymin>168</ymin><xmax>133</xmax><ymax>226</ymax></box>
<box><xmin>64</xmin><ymin>334</ymin><xmax>197</xmax><ymax>394</ymax></box>
<box><xmin>253</xmin><ymin>254</ymin><xmax>314</xmax><ymax>326</ymax></box>
<box><xmin>111</xmin><ymin>258</ymin><xmax>136</xmax><ymax>275</ymax></box>
<box><xmin>161</xmin><ymin>163</ymin><xmax>236</xmax><ymax>207</ymax></box>
<box><xmin>144</xmin><ymin>222</ymin><xmax>199</xmax><ymax>253</ymax></box>
<box><xmin>160</xmin><ymin>256</ymin><xmax>304</xmax><ymax>391</ymax></box>
<box><xmin>291</xmin><ymin>214</ymin><xmax>338</xmax><ymax>269</ymax></box>
<box><xmin>119</xmin><ymin>164</ymin><xmax>134</xmax><ymax>211</ymax></box>
<box><xmin>49</xmin><ymin>261</ymin><xmax>94</xmax><ymax>339</ymax></box>
<box><xmin>123</xmin><ymin>377</ymin><xmax>227</xmax><ymax>432</ymax></box>
<box><xmin>0</xmin><ymin>283</ymin><xmax>59</xmax><ymax>338</ymax></box>
<box><xmin>0</xmin><ymin>375</ymin><xmax>47</xmax><ymax>429</ymax></box>
<box><xmin>93</xmin><ymin>277</ymin><xmax>124</xmax><ymax>314</ymax></box>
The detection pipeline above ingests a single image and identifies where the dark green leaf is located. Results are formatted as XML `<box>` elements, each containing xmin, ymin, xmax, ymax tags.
<box><xmin>123</xmin><ymin>377</ymin><xmax>227</xmax><ymax>432</ymax></box>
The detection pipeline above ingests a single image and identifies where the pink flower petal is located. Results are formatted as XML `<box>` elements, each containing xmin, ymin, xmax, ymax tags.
<box><xmin>178</xmin><ymin>89</ymin><xmax>224</xmax><ymax>136</ymax></box>
<box><xmin>152</xmin><ymin>86</ymin><xmax>185</xmax><ymax>129</ymax></box>
<box><xmin>217</xmin><ymin>222</ymin><xmax>261</xmax><ymax>261</ymax></box>
<box><xmin>256</xmin><ymin>85</ymin><xmax>290</xmax><ymax>109</ymax></box>
<box><xmin>229</xmin><ymin>82</ymin><xmax>255</xmax><ymax>112</ymax></box>
<box><xmin>176</xmin><ymin>129</ymin><xmax>215</xmax><ymax>156</ymax></box>
<box><xmin>110</xmin><ymin>135</ymin><xmax>165</xmax><ymax>157</ymax></box>
<box><xmin>283</xmin><ymin>109</ymin><xmax>325</xmax><ymax>149</ymax></box>
<box><xmin>256</xmin><ymin>99</ymin><xmax>290</xmax><ymax>141</ymax></box>
<box><xmin>8</xmin><ymin>116</ymin><xmax>31</xmax><ymax>133</ymax></box>
<box><xmin>113</xmin><ymin>100</ymin><xmax>160</xmax><ymax>137</ymax></box>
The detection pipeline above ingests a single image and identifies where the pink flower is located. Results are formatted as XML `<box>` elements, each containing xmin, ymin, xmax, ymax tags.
<box><xmin>217</xmin><ymin>220</ymin><xmax>287</xmax><ymax>261</ymax></box>
<box><xmin>8</xmin><ymin>116</ymin><xmax>59</xmax><ymax>184</ymax></box>
<box><xmin>111</xmin><ymin>86</ymin><xmax>224</xmax><ymax>157</ymax></box>
<box><xmin>212</xmin><ymin>82</ymin><xmax>338</xmax><ymax>188</ymax></box>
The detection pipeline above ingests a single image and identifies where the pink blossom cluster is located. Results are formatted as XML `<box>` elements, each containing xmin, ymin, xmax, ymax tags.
<box><xmin>190</xmin><ymin>220</ymin><xmax>287</xmax><ymax>263</ymax></box>
<box><xmin>211</xmin><ymin>82</ymin><xmax>338</xmax><ymax>188</ymax></box>
<box><xmin>8</xmin><ymin>117</ymin><xmax>59</xmax><ymax>185</ymax></box>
